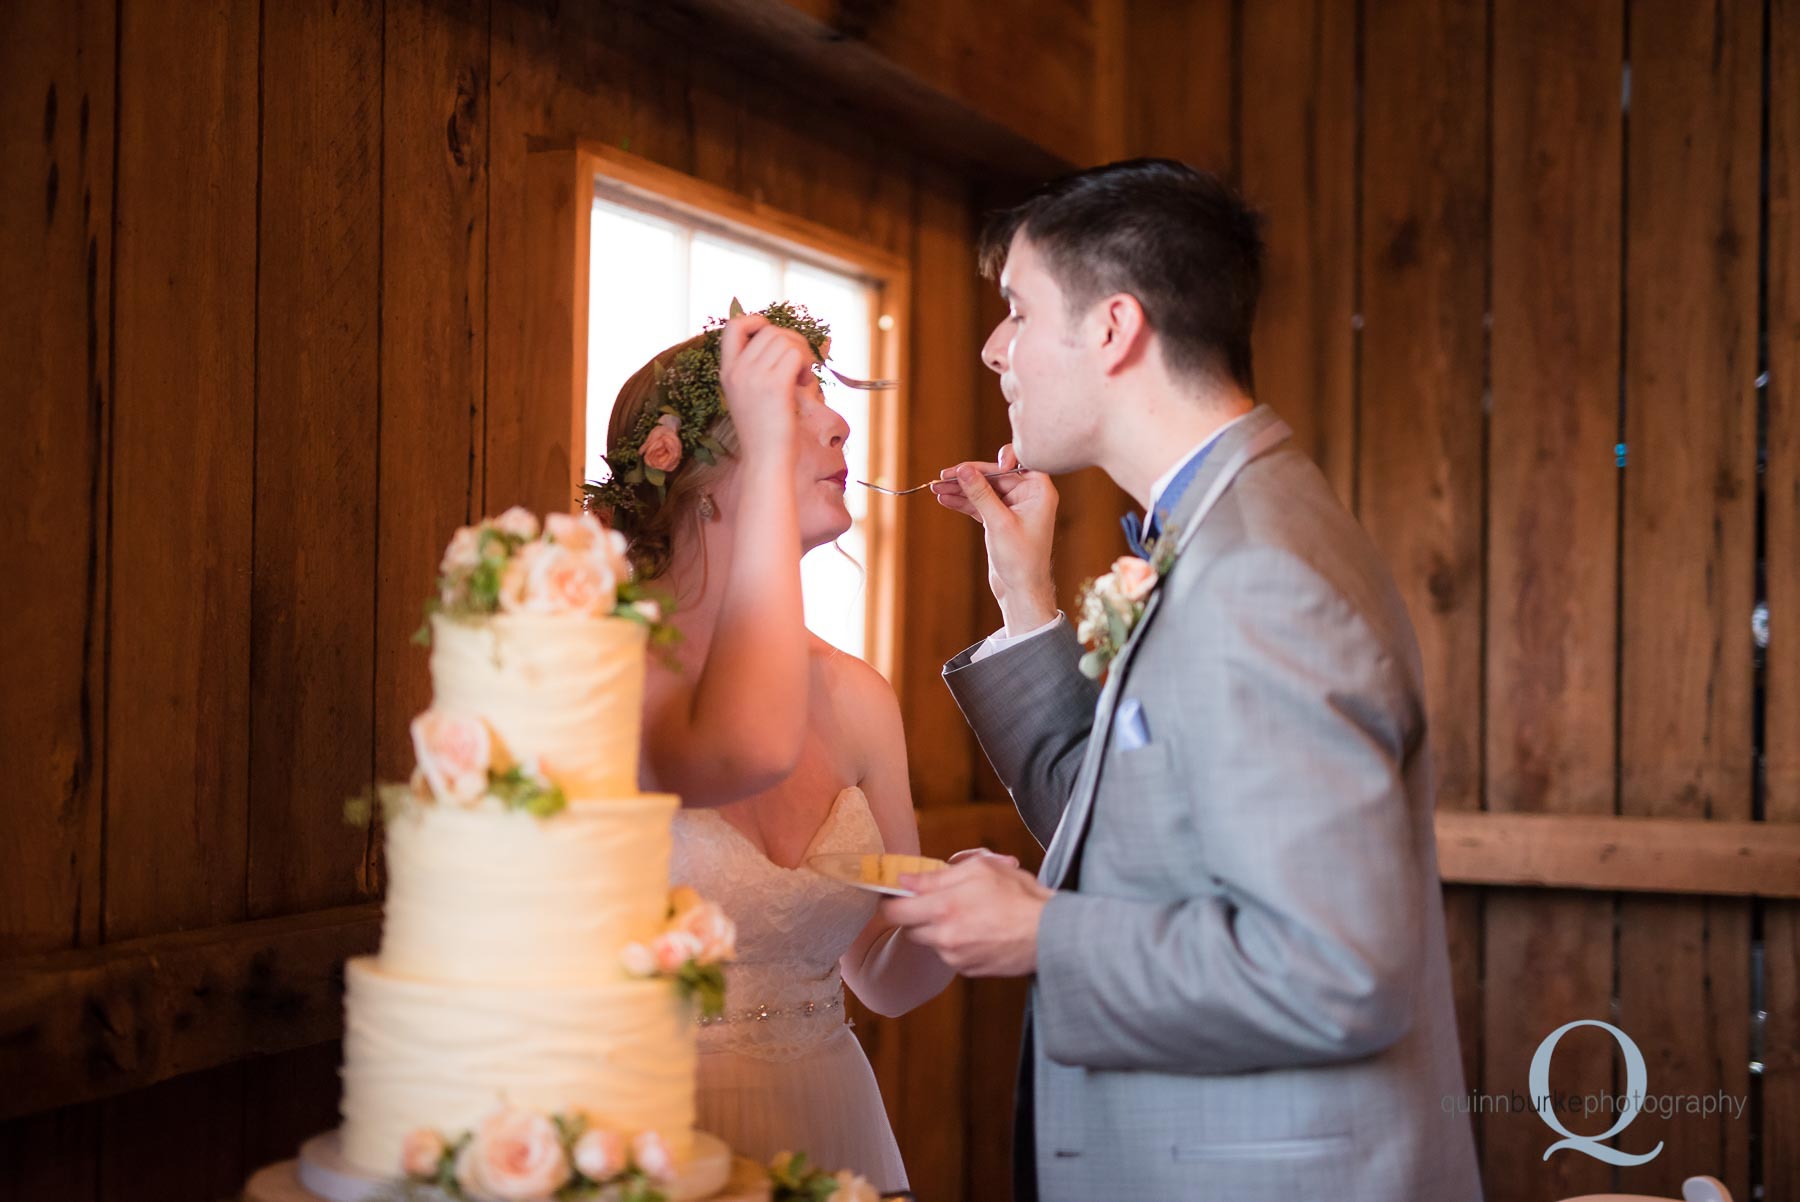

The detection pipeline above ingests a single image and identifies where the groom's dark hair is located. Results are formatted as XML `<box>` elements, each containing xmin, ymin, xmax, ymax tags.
<box><xmin>978</xmin><ymin>158</ymin><xmax>1264</xmax><ymax>394</ymax></box>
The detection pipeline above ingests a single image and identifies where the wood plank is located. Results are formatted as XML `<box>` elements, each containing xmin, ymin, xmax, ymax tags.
<box><xmin>1121</xmin><ymin>0</ymin><xmax>1235</xmax><ymax>176</ymax></box>
<box><xmin>0</xmin><ymin>0</ymin><xmax>114</xmax><ymax>962</ymax></box>
<box><xmin>247</xmin><ymin>0</ymin><xmax>383</xmax><ymax>920</ymax></box>
<box><xmin>1765</xmin><ymin>1</ymin><xmax>1800</xmax><ymax>1194</ymax></box>
<box><xmin>99</xmin><ymin>1060</ymin><xmax>246</xmax><ymax>1202</ymax></box>
<box><xmin>1358</xmin><ymin>0</ymin><xmax>1490</xmax><ymax>1177</ymax></box>
<box><xmin>1239</xmin><ymin>0</ymin><xmax>1356</xmax><ymax>504</ymax></box>
<box><xmin>0</xmin><ymin>904</ymin><xmax>379</xmax><ymax>1121</ymax></box>
<box><xmin>0</xmin><ymin>1101</ymin><xmax>100</xmax><ymax>1202</ymax></box>
<box><xmin>242</xmin><ymin>1041</ymin><xmax>345</xmax><ymax>1170</ymax></box>
<box><xmin>106</xmin><ymin>0</ymin><xmax>260</xmax><ymax>941</ymax></box>
<box><xmin>1483</xmin><ymin>3</ymin><xmax>1624</xmax><ymax>1196</ymax></box>
<box><xmin>375</xmin><ymin>0</ymin><xmax>488</xmax><ymax>827</ymax></box>
<box><xmin>900</xmin><ymin>167</ymin><xmax>980</xmax><ymax>808</ymax></box>
<box><xmin>1615</xmin><ymin>2</ymin><xmax>1761</xmax><ymax>1196</ymax></box>
<box><xmin>1435</xmin><ymin>813</ymin><xmax>1800</xmax><ymax>897</ymax></box>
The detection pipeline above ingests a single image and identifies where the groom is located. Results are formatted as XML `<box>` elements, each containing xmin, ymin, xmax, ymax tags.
<box><xmin>882</xmin><ymin>160</ymin><xmax>1483</xmax><ymax>1202</ymax></box>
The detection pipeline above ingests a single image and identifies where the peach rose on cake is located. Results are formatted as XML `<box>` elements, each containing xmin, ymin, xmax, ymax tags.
<box><xmin>631</xmin><ymin>1131</ymin><xmax>677</xmax><ymax>1183</ymax></box>
<box><xmin>491</xmin><ymin>506</ymin><xmax>541</xmax><ymax>542</ymax></box>
<box><xmin>500</xmin><ymin>543</ymin><xmax>613</xmax><ymax>616</ymax></box>
<box><xmin>619</xmin><ymin>939</ymin><xmax>658</xmax><ymax>978</ymax></box>
<box><xmin>674</xmin><ymin>899</ymin><xmax>737</xmax><ymax>963</ymax></box>
<box><xmin>640</xmin><ymin>413</ymin><xmax>684</xmax><ymax>473</ymax></box>
<box><xmin>651</xmin><ymin>929</ymin><xmax>704</xmax><ymax>975</ymax></box>
<box><xmin>410</xmin><ymin>709</ymin><xmax>492</xmax><ymax>806</ymax></box>
<box><xmin>827</xmin><ymin>1170</ymin><xmax>880</xmax><ymax>1202</ymax></box>
<box><xmin>440</xmin><ymin>525</ymin><xmax>483</xmax><ymax>577</ymax></box>
<box><xmin>571</xmin><ymin>1126</ymin><xmax>628</xmax><ymax>1182</ymax></box>
<box><xmin>454</xmin><ymin>1108</ymin><xmax>571</xmax><ymax>1202</ymax></box>
<box><xmin>546</xmin><ymin>511</ymin><xmax>633</xmax><ymax>587</ymax></box>
<box><xmin>1109</xmin><ymin>554</ymin><xmax>1158</xmax><ymax>602</ymax></box>
<box><xmin>401</xmin><ymin>1128</ymin><xmax>446</xmax><ymax>1178</ymax></box>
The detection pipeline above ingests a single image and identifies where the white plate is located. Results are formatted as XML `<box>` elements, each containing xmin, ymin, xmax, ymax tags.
<box><xmin>806</xmin><ymin>852</ymin><xmax>939</xmax><ymax>897</ymax></box>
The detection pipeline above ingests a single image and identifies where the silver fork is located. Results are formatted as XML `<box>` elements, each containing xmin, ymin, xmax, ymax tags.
<box><xmin>856</xmin><ymin>467</ymin><xmax>1027</xmax><ymax>496</ymax></box>
<box><xmin>826</xmin><ymin>365</ymin><xmax>900</xmax><ymax>391</ymax></box>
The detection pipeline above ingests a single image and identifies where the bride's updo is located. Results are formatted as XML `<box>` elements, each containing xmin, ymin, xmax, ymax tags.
<box><xmin>601</xmin><ymin>335</ymin><xmax>739</xmax><ymax>581</ymax></box>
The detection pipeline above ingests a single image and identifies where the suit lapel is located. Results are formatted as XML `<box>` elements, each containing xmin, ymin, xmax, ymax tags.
<box><xmin>1038</xmin><ymin>406</ymin><xmax>1293</xmax><ymax>888</ymax></box>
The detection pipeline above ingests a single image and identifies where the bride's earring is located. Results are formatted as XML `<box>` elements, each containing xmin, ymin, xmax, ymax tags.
<box><xmin>697</xmin><ymin>492</ymin><xmax>717</xmax><ymax>521</ymax></box>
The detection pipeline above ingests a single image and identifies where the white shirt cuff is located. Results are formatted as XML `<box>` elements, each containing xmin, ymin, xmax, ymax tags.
<box><xmin>969</xmin><ymin>613</ymin><xmax>1065</xmax><ymax>664</ymax></box>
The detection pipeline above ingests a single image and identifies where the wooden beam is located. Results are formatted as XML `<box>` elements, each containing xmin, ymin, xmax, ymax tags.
<box><xmin>1436</xmin><ymin>812</ymin><xmax>1800</xmax><ymax>898</ymax></box>
<box><xmin>0</xmin><ymin>905</ymin><xmax>378</xmax><ymax>1123</ymax></box>
<box><xmin>664</xmin><ymin>0</ymin><xmax>1088</xmax><ymax>179</ymax></box>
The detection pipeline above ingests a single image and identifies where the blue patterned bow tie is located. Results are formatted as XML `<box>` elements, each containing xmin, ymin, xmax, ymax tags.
<box><xmin>1119</xmin><ymin>436</ymin><xmax>1222</xmax><ymax>559</ymax></box>
<box><xmin>1120</xmin><ymin>510</ymin><xmax>1159</xmax><ymax>559</ymax></box>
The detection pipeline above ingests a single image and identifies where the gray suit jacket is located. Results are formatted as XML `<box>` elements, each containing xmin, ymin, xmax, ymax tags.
<box><xmin>944</xmin><ymin>405</ymin><xmax>1482</xmax><ymax>1202</ymax></box>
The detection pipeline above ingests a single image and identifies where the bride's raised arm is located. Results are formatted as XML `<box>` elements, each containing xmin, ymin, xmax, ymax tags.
<box><xmin>642</xmin><ymin>316</ymin><xmax>813</xmax><ymax>805</ymax></box>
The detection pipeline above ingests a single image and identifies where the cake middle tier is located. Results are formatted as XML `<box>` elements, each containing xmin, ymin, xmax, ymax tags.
<box><xmin>339</xmin><ymin>958</ymin><xmax>697</xmax><ymax>1178</ymax></box>
<box><xmin>380</xmin><ymin>793</ymin><xmax>679</xmax><ymax>984</ymax></box>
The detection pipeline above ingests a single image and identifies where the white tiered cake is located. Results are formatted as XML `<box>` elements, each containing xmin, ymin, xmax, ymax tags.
<box><xmin>276</xmin><ymin>510</ymin><xmax>750</xmax><ymax>1202</ymax></box>
<box><xmin>338</xmin><ymin>613</ymin><xmax>715</xmax><ymax>1182</ymax></box>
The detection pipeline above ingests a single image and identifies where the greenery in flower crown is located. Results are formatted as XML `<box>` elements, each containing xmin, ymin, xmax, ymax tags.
<box><xmin>767</xmin><ymin>1150</ymin><xmax>880</xmax><ymax>1202</ymax></box>
<box><xmin>583</xmin><ymin>298</ymin><xmax>832</xmax><ymax>520</ymax></box>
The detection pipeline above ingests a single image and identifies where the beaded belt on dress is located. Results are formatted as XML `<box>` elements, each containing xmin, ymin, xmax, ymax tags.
<box><xmin>691</xmin><ymin>971</ymin><xmax>853</xmax><ymax>1029</ymax></box>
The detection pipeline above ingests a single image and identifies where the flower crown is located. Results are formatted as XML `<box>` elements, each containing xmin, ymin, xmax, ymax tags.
<box><xmin>583</xmin><ymin>299</ymin><xmax>832</xmax><ymax>521</ymax></box>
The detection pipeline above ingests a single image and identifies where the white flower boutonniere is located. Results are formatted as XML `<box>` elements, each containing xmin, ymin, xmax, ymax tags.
<box><xmin>1074</xmin><ymin>531</ymin><xmax>1180</xmax><ymax>680</ymax></box>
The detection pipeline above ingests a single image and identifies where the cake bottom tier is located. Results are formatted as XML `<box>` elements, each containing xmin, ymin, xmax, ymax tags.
<box><xmin>339</xmin><ymin>957</ymin><xmax>697</xmax><ymax>1177</ymax></box>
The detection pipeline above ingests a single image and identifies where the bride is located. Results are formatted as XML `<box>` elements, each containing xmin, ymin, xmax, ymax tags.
<box><xmin>595</xmin><ymin>306</ymin><xmax>958</xmax><ymax>1192</ymax></box>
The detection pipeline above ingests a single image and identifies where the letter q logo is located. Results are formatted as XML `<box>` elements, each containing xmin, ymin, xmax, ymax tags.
<box><xmin>1531</xmin><ymin>1020</ymin><xmax>1663</xmax><ymax>1166</ymax></box>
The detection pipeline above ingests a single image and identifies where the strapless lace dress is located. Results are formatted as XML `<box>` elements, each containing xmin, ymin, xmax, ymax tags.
<box><xmin>669</xmin><ymin>786</ymin><xmax>907</xmax><ymax>1192</ymax></box>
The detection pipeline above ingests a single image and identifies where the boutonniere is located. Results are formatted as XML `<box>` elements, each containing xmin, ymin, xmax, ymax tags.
<box><xmin>1074</xmin><ymin>531</ymin><xmax>1180</xmax><ymax>680</ymax></box>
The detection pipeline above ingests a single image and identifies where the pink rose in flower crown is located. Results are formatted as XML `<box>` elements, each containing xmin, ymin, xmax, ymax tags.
<box><xmin>454</xmin><ymin>1108</ymin><xmax>571</xmax><ymax>1202</ymax></box>
<box><xmin>492</xmin><ymin>506</ymin><xmax>541</xmax><ymax>542</ymax></box>
<box><xmin>631</xmin><ymin>1130</ymin><xmax>677</xmax><ymax>1183</ymax></box>
<box><xmin>674</xmin><ymin>899</ymin><xmax>737</xmax><ymax>963</ymax></box>
<box><xmin>651</xmin><ymin>928</ymin><xmax>704</xmax><ymax>975</ymax></box>
<box><xmin>401</xmin><ymin>1128</ymin><xmax>446</xmax><ymax>1178</ymax></box>
<box><xmin>1109</xmin><ymin>555</ymin><xmax>1158</xmax><ymax>603</ymax></box>
<box><xmin>572</xmin><ymin>1126</ymin><xmax>628</xmax><ymax>1182</ymax></box>
<box><xmin>640</xmin><ymin>413</ymin><xmax>684</xmax><ymax>473</ymax></box>
<box><xmin>410</xmin><ymin>709</ymin><xmax>492</xmax><ymax>806</ymax></box>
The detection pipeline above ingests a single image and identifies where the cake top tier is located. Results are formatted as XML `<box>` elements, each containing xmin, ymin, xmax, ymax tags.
<box><xmin>405</xmin><ymin>508</ymin><xmax>671</xmax><ymax>808</ymax></box>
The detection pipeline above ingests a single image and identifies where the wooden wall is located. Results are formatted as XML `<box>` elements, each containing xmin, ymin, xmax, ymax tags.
<box><xmin>1122</xmin><ymin>2</ymin><xmax>1796</xmax><ymax>1201</ymax></box>
<box><xmin>5</xmin><ymin>1</ymin><xmax>1796</xmax><ymax>1201</ymax></box>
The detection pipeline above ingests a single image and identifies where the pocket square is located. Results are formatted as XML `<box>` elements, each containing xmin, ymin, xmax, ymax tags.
<box><xmin>1113</xmin><ymin>697</ymin><xmax>1151</xmax><ymax>750</ymax></box>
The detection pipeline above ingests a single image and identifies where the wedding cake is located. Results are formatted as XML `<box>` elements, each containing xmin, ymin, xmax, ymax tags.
<box><xmin>320</xmin><ymin>507</ymin><xmax>740</xmax><ymax>1202</ymax></box>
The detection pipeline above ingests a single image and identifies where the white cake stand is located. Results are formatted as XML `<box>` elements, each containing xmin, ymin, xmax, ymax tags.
<box><xmin>243</xmin><ymin>1130</ymin><xmax>771</xmax><ymax>1202</ymax></box>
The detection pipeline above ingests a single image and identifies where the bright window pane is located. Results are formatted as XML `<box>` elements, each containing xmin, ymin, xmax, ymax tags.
<box><xmin>688</xmin><ymin>235</ymin><xmax>779</xmax><ymax>330</ymax></box>
<box><xmin>588</xmin><ymin>202</ymin><xmax>686</xmax><ymax>483</ymax></box>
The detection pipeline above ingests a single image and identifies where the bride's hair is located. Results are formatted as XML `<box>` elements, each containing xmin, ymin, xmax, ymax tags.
<box><xmin>604</xmin><ymin>335</ymin><xmax>739</xmax><ymax>581</ymax></box>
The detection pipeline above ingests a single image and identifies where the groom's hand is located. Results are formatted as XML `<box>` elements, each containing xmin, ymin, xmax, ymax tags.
<box><xmin>879</xmin><ymin>855</ymin><xmax>1052</xmax><ymax>978</ymax></box>
<box><xmin>932</xmin><ymin>444</ymin><xmax>1058</xmax><ymax>635</ymax></box>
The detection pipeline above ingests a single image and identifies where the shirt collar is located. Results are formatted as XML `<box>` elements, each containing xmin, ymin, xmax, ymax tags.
<box><xmin>1144</xmin><ymin>409</ymin><xmax>1255</xmax><ymax>524</ymax></box>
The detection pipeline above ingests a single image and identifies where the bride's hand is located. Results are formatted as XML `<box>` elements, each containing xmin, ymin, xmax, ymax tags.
<box><xmin>718</xmin><ymin>314</ymin><xmax>809</xmax><ymax>463</ymax></box>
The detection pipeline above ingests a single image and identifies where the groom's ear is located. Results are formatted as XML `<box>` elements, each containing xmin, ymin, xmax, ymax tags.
<box><xmin>1094</xmin><ymin>292</ymin><xmax>1152</xmax><ymax>376</ymax></box>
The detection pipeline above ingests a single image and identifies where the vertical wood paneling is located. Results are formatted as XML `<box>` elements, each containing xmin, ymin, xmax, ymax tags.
<box><xmin>105</xmin><ymin>0</ymin><xmax>259</xmax><ymax>940</ymax></box>
<box><xmin>376</xmin><ymin>0</ymin><xmax>488</xmax><ymax>801</ymax></box>
<box><xmin>248</xmin><ymin>0</ymin><xmax>384</xmax><ymax>919</ymax></box>
<box><xmin>1122</xmin><ymin>0</ymin><xmax>1235</xmax><ymax>176</ymax></box>
<box><xmin>0</xmin><ymin>0</ymin><xmax>114</xmax><ymax>963</ymax></box>
<box><xmin>1358</xmin><ymin>0</ymin><xmax>1491</xmax><ymax>1180</ymax></box>
<box><xmin>99</xmin><ymin>1062</ymin><xmax>246</xmax><ymax>1202</ymax></box>
<box><xmin>1484</xmin><ymin>2</ymin><xmax>1624</xmax><ymax>1198</ymax></box>
<box><xmin>1614</xmin><ymin>2</ymin><xmax>1761</xmax><ymax>1196</ymax></box>
<box><xmin>1765</xmin><ymin>1</ymin><xmax>1800</xmax><ymax>1193</ymax></box>
<box><xmin>1240</xmin><ymin>0</ymin><xmax>1356</xmax><ymax>503</ymax></box>
<box><xmin>901</xmin><ymin>168</ymin><xmax>980</xmax><ymax>807</ymax></box>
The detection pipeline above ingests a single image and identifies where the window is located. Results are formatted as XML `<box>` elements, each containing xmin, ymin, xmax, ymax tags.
<box><xmin>584</xmin><ymin>185</ymin><xmax>902</xmax><ymax>669</ymax></box>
